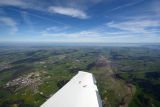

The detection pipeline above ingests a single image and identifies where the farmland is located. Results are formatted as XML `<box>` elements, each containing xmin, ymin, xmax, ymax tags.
<box><xmin>0</xmin><ymin>44</ymin><xmax>160</xmax><ymax>107</ymax></box>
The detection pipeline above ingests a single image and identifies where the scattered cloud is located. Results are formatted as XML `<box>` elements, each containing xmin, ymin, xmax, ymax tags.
<box><xmin>0</xmin><ymin>0</ymin><xmax>90</xmax><ymax>19</ymax></box>
<box><xmin>41</xmin><ymin>26</ymin><xmax>69</xmax><ymax>34</ymax></box>
<box><xmin>47</xmin><ymin>26</ymin><xmax>68</xmax><ymax>32</ymax></box>
<box><xmin>41</xmin><ymin>30</ymin><xmax>160</xmax><ymax>43</ymax></box>
<box><xmin>151</xmin><ymin>0</ymin><xmax>160</xmax><ymax>16</ymax></box>
<box><xmin>0</xmin><ymin>0</ymin><xmax>28</xmax><ymax>8</ymax></box>
<box><xmin>42</xmin><ymin>31</ymin><xmax>101</xmax><ymax>38</ymax></box>
<box><xmin>0</xmin><ymin>17</ymin><xmax>18</xmax><ymax>33</ymax></box>
<box><xmin>41</xmin><ymin>15</ymin><xmax>160</xmax><ymax>43</ymax></box>
<box><xmin>21</xmin><ymin>11</ymin><xmax>34</xmax><ymax>31</ymax></box>
<box><xmin>0</xmin><ymin>0</ymin><xmax>160</xmax><ymax>43</ymax></box>
<box><xmin>41</xmin><ymin>30</ymin><xmax>105</xmax><ymax>43</ymax></box>
<box><xmin>48</xmin><ymin>6</ymin><xmax>88</xmax><ymax>19</ymax></box>
<box><xmin>107</xmin><ymin>19</ymin><xmax>160</xmax><ymax>34</ymax></box>
<box><xmin>109</xmin><ymin>0</ymin><xmax>145</xmax><ymax>12</ymax></box>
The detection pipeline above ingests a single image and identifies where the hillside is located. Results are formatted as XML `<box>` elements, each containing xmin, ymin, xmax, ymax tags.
<box><xmin>0</xmin><ymin>46</ymin><xmax>160</xmax><ymax>107</ymax></box>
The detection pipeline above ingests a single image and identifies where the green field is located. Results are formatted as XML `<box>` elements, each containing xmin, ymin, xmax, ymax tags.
<box><xmin>0</xmin><ymin>45</ymin><xmax>160</xmax><ymax>107</ymax></box>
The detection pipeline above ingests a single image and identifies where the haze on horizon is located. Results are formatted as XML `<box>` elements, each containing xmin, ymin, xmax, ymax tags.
<box><xmin>0</xmin><ymin>0</ymin><xmax>160</xmax><ymax>43</ymax></box>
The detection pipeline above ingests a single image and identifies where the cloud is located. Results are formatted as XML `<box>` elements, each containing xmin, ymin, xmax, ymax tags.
<box><xmin>42</xmin><ymin>29</ymin><xmax>102</xmax><ymax>38</ymax></box>
<box><xmin>41</xmin><ymin>30</ymin><xmax>160</xmax><ymax>43</ymax></box>
<box><xmin>109</xmin><ymin>0</ymin><xmax>145</xmax><ymax>12</ymax></box>
<box><xmin>151</xmin><ymin>0</ymin><xmax>160</xmax><ymax>16</ymax></box>
<box><xmin>0</xmin><ymin>17</ymin><xmax>18</xmax><ymax>33</ymax></box>
<box><xmin>41</xmin><ymin>25</ymin><xmax>69</xmax><ymax>35</ymax></box>
<box><xmin>47</xmin><ymin>26</ymin><xmax>69</xmax><ymax>32</ymax></box>
<box><xmin>21</xmin><ymin>11</ymin><xmax>34</xmax><ymax>31</ymax></box>
<box><xmin>107</xmin><ymin>19</ymin><xmax>160</xmax><ymax>33</ymax></box>
<box><xmin>41</xmin><ymin>16</ymin><xmax>160</xmax><ymax>43</ymax></box>
<box><xmin>41</xmin><ymin>31</ymin><xmax>104</xmax><ymax>43</ymax></box>
<box><xmin>48</xmin><ymin>6</ymin><xmax>88</xmax><ymax>19</ymax></box>
<box><xmin>0</xmin><ymin>0</ymin><xmax>159</xmax><ymax>43</ymax></box>
<box><xmin>0</xmin><ymin>0</ymin><xmax>89</xmax><ymax>19</ymax></box>
<box><xmin>41</xmin><ymin>18</ymin><xmax>160</xmax><ymax>43</ymax></box>
<box><xmin>0</xmin><ymin>0</ymin><xmax>27</xmax><ymax>8</ymax></box>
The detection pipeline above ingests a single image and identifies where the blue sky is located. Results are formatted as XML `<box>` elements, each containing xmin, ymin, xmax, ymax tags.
<box><xmin>0</xmin><ymin>0</ymin><xmax>160</xmax><ymax>43</ymax></box>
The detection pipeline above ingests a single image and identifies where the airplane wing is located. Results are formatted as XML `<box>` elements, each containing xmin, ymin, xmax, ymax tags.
<box><xmin>41</xmin><ymin>71</ymin><xmax>102</xmax><ymax>107</ymax></box>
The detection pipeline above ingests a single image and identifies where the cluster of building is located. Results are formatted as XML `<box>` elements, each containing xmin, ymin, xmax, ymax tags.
<box><xmin>5</xmin><ymin>72</ymin><xmax>42</xmax><ymax>92</ymax></box>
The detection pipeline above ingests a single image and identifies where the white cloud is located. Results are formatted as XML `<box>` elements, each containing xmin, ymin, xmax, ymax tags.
<box><xmin>40</xmin><ymin>27</ymin><xmax>102</xmax><ymax>42</ymax></box>
<box><xmin>41</xmin><ymin>30</ymin><xmax>160</xmax><ymax>43</ymax></box>
<box><xmin>107</xmin><ymin>19</ymin><xmax>160</xmax><ymax>33</ymax></box>
<box><xmin>0</xmin><ymin>0</ymin><xmax>27</xmax><ymax>8</ymax></box>
<box><xmin>109</xmin><ymin>0</ymin><xmax>145</xmax><ymax>12</ymax></box>
<box><xmin>48</xmin><ymin>6</ymin><xmax>88</xmax><ymax>19</ymax></box>
<box><xmin>46</xmin><ymin>26</ymin><xmax>69</xmax><ymax>32</ymax></box>
<box><xmin>0</xmin><ymin>17</ymin><xmax>18</xmax><ymax>33</ymax></box>
<box><xmin>41</xmin><ymin>25</ymin><xmax>70</xmax><ymax>35</ymax></box>
<box><xmin>41</xmin><ymin>17</ymin><xmax>160</xmax><ymax>43</ymax></box>
<box><xmin>42</xmin><ymin>30</ymin><xmax>102</xmax><ymax>38</ymax></box>
<box><xmin>41</xmin><ymin>32</ymin><xmax>104</xmax><ymax>43</ymax></box>
<box><xmin>0</xmin><ymin>0</ymin><xmax>89</xmax><ymax>19</ymax></box>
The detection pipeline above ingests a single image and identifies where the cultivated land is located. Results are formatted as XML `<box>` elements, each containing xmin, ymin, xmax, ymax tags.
<box><xmin>0</xmin><ymin>44</ymin><xmax>160</xmax><ymax>107</ymax></box>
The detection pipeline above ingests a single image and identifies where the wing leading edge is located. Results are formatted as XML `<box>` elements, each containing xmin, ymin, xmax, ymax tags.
<box><xmin>41</xmin><ymin>71</ymin><xmax>102</xmax><ymax>107</ymax></box>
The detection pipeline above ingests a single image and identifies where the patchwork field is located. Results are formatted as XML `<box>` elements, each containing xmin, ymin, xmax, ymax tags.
<box><xmin>0</xmin><ymin>45</ymin><xmax>160</xmax><ymax>107</ymax></box>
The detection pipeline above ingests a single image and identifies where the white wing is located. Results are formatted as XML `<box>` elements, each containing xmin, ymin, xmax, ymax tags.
<box><xmin>41</xmin><ymin>71</ymin><xmax>102</xmax><ymax>107</ymax></box>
